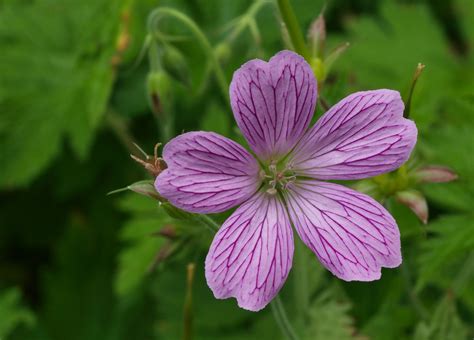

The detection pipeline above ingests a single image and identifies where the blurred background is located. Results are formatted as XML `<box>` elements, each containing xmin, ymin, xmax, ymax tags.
<box><xmin>0</xmin><ymin>0</ymin><xmax>473</xmax><ymax>339</ymax></box>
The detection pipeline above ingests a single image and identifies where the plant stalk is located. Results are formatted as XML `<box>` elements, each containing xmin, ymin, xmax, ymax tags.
<box><xmin>404</xmin><ymin>63</ymin><xmax>425</xmax><ymax>118</ymax></box>
<box><xmin>270</xmin><ymin>295</ymin><xmax>299</xmax><ymax>340</ymax></box>
<box><xmin>192</xmin><ymin>213</ymin><xmax>298</xmax><ymax>339</ymax></box>
<box><xmin>276</xmin><ymin>0</ymin><xmax>310</xmax><ymax>61</ymax></box>
<box><xmin>148</xmin><ymin>7</ymin><xmax>229</xmax><ymax>101</ymax></box>
<box><xmin>183</xmin><ymin>263</ymin><xmax>196</xmax><ymax>340</ymax></box>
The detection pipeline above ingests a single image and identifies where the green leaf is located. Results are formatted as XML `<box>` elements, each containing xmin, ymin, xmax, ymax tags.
<box><xmin>413</xmin><ymin>295</ymin><xmax>468</xmax><ymax>340</ymax></box>
<box><xmin>200</xmin><ymin>101</ymin><xmax>231</xmax><ymax>136</ymax></box>
<box><xmin>420</xmin><ymin>99</ymin><xmax>474</xmax><ymax>212</ymax></box>
<box><xmin>0</xmin><ymin>0</ymin><xmax>128</xmax><ymax>188</ymax></box>
<box><xmin>40</xmin><ymin>195</ymin><xmax>157</xmax><ymax>340</ymax></box>
<box><xmin>303</xmin><ymin>290</ymin><xmax>361</xmax><ymax>340</ymax></box>
<box><xmin>336</xmin><ymin>1</ymin><xmax>460</xmax><ymax>131</ymax></box>
<box><xmin>115</xmin><ymin>219</ymin><xmax>166</xmax><ymax>296</ymax></box>
<box><xmin>417</xmin><ymin>215</ymin><xmax>474</xmax><ymax>290</ymax></box>
<box><xmin>115</xmin><ymin>194</ymin><xmax>172</xmax><ymax>296</ymax></box>
<box><xmin>0</xmin><ymin>288</ymin><xmax>35</xmax><ymax>338</ymax></box>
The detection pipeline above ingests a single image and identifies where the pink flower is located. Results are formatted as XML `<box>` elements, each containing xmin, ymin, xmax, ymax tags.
<box><xmin>155</xmin><ymin>50</ymin><xmax>417</xmax><ymax>311</ymax></box>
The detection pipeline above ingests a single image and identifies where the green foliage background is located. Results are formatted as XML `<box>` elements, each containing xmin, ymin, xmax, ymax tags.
<box><xmin>0</xmin><ymin>0</ymin><xmax>473</xmax><ymax>339</ymax></box>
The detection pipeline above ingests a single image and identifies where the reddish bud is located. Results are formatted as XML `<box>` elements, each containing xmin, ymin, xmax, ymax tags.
<box><xmin>155</xmin><ymin>224</ymin><xmax>178</xmax><ymax>239</ymax></box>
<box><xmin>148</xmin><ymin>241</ymin><xmax>175</xmax><ymax>272</ymax></box>
<box><xmin>308</xmin><ymin>13</ymin><xmax>326</xmax><ymax>57</ymax></box>
<box><xmin>414</xmin><ymin>165</ymin><xmax>458</xmax><ymax>183</ymax></box>
<box><xmin>396</xmin><ymin>190</ymin><xmax>428</xmax><ymax>224</ymax></box>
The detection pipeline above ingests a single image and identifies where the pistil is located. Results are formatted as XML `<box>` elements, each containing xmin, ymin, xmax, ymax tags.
<box><xmin>263</xmin><ymin>161</ymin><xmax>296</xmax><ymax>195</ymax></box>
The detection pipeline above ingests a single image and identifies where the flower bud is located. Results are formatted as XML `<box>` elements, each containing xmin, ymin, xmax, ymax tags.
<box><xmin>395</xmin><ymin>190</ymin><xmax>428</xmax><ymax>224</ymax></box>
<box><xmin>162</xmin><ymin>44</ymin><xmax>190</xmax><ymax>86</ymax></box>
<box><xmin>155</xmin><ymin>224</ymin><xmax>178</xmax><ymax>239</ymax></box>
<box><xmin>414</xmin><ymin>165</ymin><xmax>458</xmax><ymax>183</ymax></box>
<box><xmin>307</xmin><ymin>13</ymin><xmax>326</xmax><ymax>58</ymax></box>
<box><xmin>128</xmin><ymin>180</ymin><xmax>163</xmax><ymax>201</ymax></box>
<box><xmin>147</xmin><ymin>70</ymin><xmax>171</xmax><ymax>116</ymax></box>
<box><xmin>214</xmin><ymin>42</ymin><xmax>232</xmax><ymax>64</ymax></box>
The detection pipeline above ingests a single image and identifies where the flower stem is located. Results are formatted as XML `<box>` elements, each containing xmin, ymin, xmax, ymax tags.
<box><xmin>404</xmin><ymin>63</ymin><xmax>425</xmax><ymax>118</ymax></box>
<box><xmin>183</xmin><ymin>263</ymin><xmax>196</xmax><ymax>340</ymax></box>
<box><xmin>271</xmin><ymin>295</ymin><xmax>299</xmax><ymax>340</ymax></box>
<box><xmin>276</xmin><ymin>0</ymin><xmax>310</xmax><ymax>61</ymax></box>
<box><xmin>106</xmin><ymin>108</ymin><xmax>140</xmax><ymax>157</ymax></box>
<box><xmin>191</xmin><ymin>213</ymin><xmax>299</xmax><ymax>339</ymax></box>
<box><xmin>400</xmin><ymin>261</ymin><xmax>429</xmax><ymax>321</ymax></box>
<box><xmin>293</xmin><ymin>241</ymin><xmax>309</xmax><ymax>320</ymax></box>
<box><xmin>192</xmin><ymin>214</ymin><xmax>220</xmax><ymax>233</ymax></box>
<box><xmin>147</xmin><ymin>42</ymin><xmax>173</xmax><ymax>142</ymax></box>
<box><xmin>147</xmin><ymin>7</ymin><xmax>229</xmax><ymax>101</ymax></box>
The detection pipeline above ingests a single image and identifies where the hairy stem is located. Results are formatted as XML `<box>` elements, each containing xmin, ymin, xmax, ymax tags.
<box><xmin>400</xmin><ymin>261</ymin><xmax>429</xmax><ymax>321</ymax></box>
<box><xmin>192</xmin><ymin>213</ymin><xmax>299</xmax><ymax>339</ymax></box>
<box><xmin>147</xmin><ymin>7</ymin><xmax>229</xmax><ymax>100</ymax></box>
<box><xmin>106</xmin><ymin>109</ymin><xmax>140</xmax><ymax>157</ymax></box>
<box><xmin>276</xmin><ymin>0</ymin><xmax>310</xmax><ymax>61</ymax></box>
<box><xmin>147</xmin><ymin>42</ymin><xmax>173</xmax><ymax>142</ymax></box>
<box><xmin>293</xmin><ymin>240</ymin><xmax>309</xmax><ymax>320</ymax></box>
<box><xmin>404</xmin><ymin>63</ymin><xmax>425</xmax><ymax>118</ymax></box>
<box><xmin>271</xmin><ymin>295</ymin><xmax>300</xmax><ymax>340</ymax></box>
<box><xmin>193</xmin><ymin>214</ymin><xmax>220</xmax><ymax>233</ymax></box>
<box><xmin>183</xmin><ymin>263</ymin><xmax>196</xmax><ymax>340</ymax></box>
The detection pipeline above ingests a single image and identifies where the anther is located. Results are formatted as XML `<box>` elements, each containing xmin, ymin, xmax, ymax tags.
<box><xmin>266</xmin><ymin>188</ymin><xmax>277</xmax><ymax>195</ymax></box>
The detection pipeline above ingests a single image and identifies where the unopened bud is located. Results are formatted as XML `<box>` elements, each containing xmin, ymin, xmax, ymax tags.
<box><xmin>308</xmin><ymin>13</ymin><xmax>326</xmax><ymax>58</ymax></box>
<box><xmin>147</xmin><ymin>71</ymin><xmax>171</xmax><ymax>116</ymax></box>
<box><xmin>148</xmin><ymin>241</ymin><xmax>175</xmax><ymax>272</ymax></box>
<box><xmin>129</xmin><ymin>180</ymin><xmax>162</xmax><ymax>201</ymax></box>
<box><xmin>155</xmin><ymin>224</ymin><xmax>178</xmax><ymax>239</ymax></box>
<box><xmin>162</xmin><ymin>44</ymin><xmax>190</xmax><ymax>86</ymax></box>
<box><xmin>107</xmin><ymin>180</ymin><xmax>163</xmax><ymax>201</ymax></box>
<box><xmin>414</xmin><ymin>165</ymin><xmax>458</xmax><ymax>183</ymax></box>
<box><xmin>396</xmin><ymin>190</ymin><xmax>428</xmax><ymax>224</ymax></box>
<box><xmin>214</xmin><ymin>43</ymin><xmax>232</xmax><ymax>64</ymax></box>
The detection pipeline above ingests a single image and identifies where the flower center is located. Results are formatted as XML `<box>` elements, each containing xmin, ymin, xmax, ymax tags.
<box><xmin>260</xmin><ymin>161</ymin><xmax>296</xmax><ymax>195</ymax></box>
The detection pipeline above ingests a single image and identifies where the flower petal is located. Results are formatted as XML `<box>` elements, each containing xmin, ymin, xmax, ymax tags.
<box><xmin>155</xmin><ymin>131</ymin><xmax>261</xmax><ymax>214</ymax></box>
<box><xmin>230</xmin><ymin>50</ymin><xmax>317</xmax><ymax>162</ymax></box>
<box><xmin>284</xmin><ymin>180</ymin><xmax>401</xmax><ymax>281</ymax></box>
<box><xmin>289</xmin><ymin>90</ymin><xmax>417</xmax><ymax>180</ymax></box>
<box><xmin>205</xmin><ymin>192</ymin><xmax>294</xmax><ymax>311</ymax></box>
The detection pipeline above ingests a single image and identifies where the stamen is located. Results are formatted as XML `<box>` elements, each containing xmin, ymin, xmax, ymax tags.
<box><xmin>262</xmin><ymin>161</ymin><xmax>297</xmax><ymax>195</ymax></box>
<box><xmin>269</xmin><ymin>163</ymin><xmax>277</xmax><ymax>174</ymax></box>
<box><xmin>266</xmin><ymin>188</ymin><xmax>277</xmax><ymax>195</ymax></box>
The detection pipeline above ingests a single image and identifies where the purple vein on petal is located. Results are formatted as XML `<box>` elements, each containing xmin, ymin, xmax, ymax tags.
<box><xmin>289</xmin><ymin>89</ymin><xmax>417</xmax><ymax>180</ymax></box>
<box><xmin>284</xmin><ymin>180</ymin><xmax>401</xmax><ymax>281</ymax></box>
<box><xmin>205</xmin><ymin>191</ymin><xmax>294</xmax><ymax>311</ymax></box>
<box><xmin>230</xmin><ymin>50</ymin><xmax>317</xmax><ymax>161</ymax></box>
<box><xmin>155</xmin><ymin>131</ymin><xmax>261</xmax><ymax>214</ymax></box>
